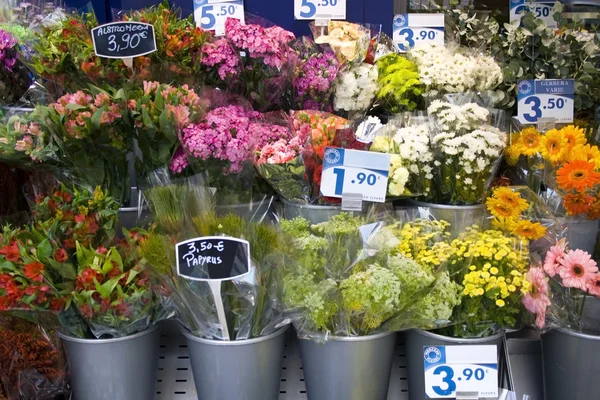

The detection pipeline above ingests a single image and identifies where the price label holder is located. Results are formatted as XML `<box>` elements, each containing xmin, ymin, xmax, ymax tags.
<box><xmin>91</xmin><ymin>22</ymin><xmax>157</xmax><ymax>68</ymax></box>
<box><xmin>509</xmin><ymin>0</ymin><xmax>557</xmax><ymax>28</ymax></box>
<box><xmin>294</xmin><ymin>0</ymin><xmax>346</xmax><ymax>20</ymax></box>
<box><xmin>393</xmin><ymin>13</ymin><xmax>444</xmax><ymax>52</ymax></box>
<box><xmin>194</xmin><ymin>0</ymin><xmax>244</xmax><ymax>36</ymax></box>
<box><xmin>176</xmin><ymin>236</ymin><xmax>251</xmax><ymax>340</ymax></box>
<box><xmin>423</xmin><ymin>345</ymin><xmax>499</xmax><ymax>399</ymax></box>
<box><xmin>320</xmin><ymin>147</ymin><xmax>390</xmax><ymax>203</ymax></box>
<box><xmin>517</xmin><ymin>79</ymin><xmax>574</xmax><ymax>125</ymax></box>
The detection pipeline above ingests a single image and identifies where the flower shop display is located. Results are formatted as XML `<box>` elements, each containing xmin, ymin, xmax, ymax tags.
<box><xmin>333</xmin><ymin>62</ymin><xmax>379</xmax><ymax>115</ymax></box>
<box><xmin>0</xmin><ymin>29</ymin><xmax>31</xmax><ymax>106</ymax></box>
<box><xmin>505</xmin><ymin>124</ymin><xmax>600</xmax><ymax>253</ymax></box>
<box><xmin>374</xmin><ymin>53</ymin><xmax>423</xmax><ymax>114</ymax></box>
<box><xmin>312</xmin><ymin>21</ymin><xmax>371</xmax><ymax>65</ymax></box>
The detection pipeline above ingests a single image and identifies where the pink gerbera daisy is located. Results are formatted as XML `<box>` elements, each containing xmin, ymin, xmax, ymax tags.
<box><xmin>544</xmin><ymin>243</ymin><xmax>566</xmax><ymax>277</ymax></box>
<box><xmin>559</xmin><ymin>249</ymin><xmax>598</xmax><ymax>290</ymax></box>
<box><xmin>586</xmin><ymin>274</ymin><xmax>600</xmax><ymax>297</ymax></box>
<box><xmin>522</xmin><ymin>267</ymin><xmax>551</xmax><ymax>329</ymax></box>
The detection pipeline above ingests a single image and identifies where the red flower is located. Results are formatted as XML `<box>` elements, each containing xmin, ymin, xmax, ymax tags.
<box><xmin>0</xmin><ymin>296</ymin><xmax>15</xmax><ymax>310</ymax></box>
<box><xmin>100</xmin><ymin>298</ymin><xmax>111</xmax><ymax>314</ymax></box>
<box><xmin>48</xmin><ymin>199</ymin><xmax>56</xmax><ymax>213</ymax></box>
<box><xmin>113</xmin><ymin>301</ymin><xmax>131</xmax><ymax>317</ymax></box>
<box><xmin>63</xmin><ymin>239</ymin><xmax>76</xmax><ymax>250</ymax></box>
<box><xmin>80</xmin><ymin>303</ymin><xmax>94</xmax><ymax>319</ymax></box>
<box><xmin>86</xmin><ymin>216</ymin><xmax>99</xmax><ymax>234</ymax></box>
<box><xmin>35</xmin><ymin>194</ymin><xmax>45</xmax><ymax>204</ymax></box>
<box><xmin>75</xmin><ymin>214</ymin><xmax>86</xmax><ymax>224</ymax></box>
<box><xmin>0</xmin><ymin>273</ymin><xmax>13</xmax><ymax>288</ymax></box>
<box><xmin>97</xmin><ymin>246</ymin><xmax>108</xmax><ymax>255</ymax></box>
<box><xmin>54</xmin><ymin>248</ymin><xmax>68</xmax><ymax>263</ymax></box>
<box><xmin>50</xmin><ymin>297</ymin><xmax>66</xmax><ymax>312</ymax></box>
<box><xmin>0</xmin><ymin>241</ymin><xmax>20</xmax><ymax>262</ymax></box>
<box><xmin>62</xmin><ymin>192</ymin><xmax>72</xmax><ymax>202</ymax></box>
<box><xmin>24</xmin><ymin>262</ymin><xmax>44</xmax><ymax>282</ymax></box>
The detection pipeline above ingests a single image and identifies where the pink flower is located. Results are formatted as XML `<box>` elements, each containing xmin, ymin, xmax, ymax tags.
<box><xmin>14</xmin><ymin>135</ymin><xmax>33</xmax><ymax>151</ymax></box>
<box><xmin>169</xmin><ymin>147</ymin><xmax>189</xmax><ymax>174</ymax></box>
<box><xmin>586</xmin><ymin>274</ymin><xmax>600</xmax><ymax>297</ymax></box>
<box><xmin>201</xmin><ymin>38</ymin><xmax>239</xmax><ymax>80</ymax></box>
<box><xmin>522</xmin><ymin>267</ymin><xmax>551</xmax><ymax>329</ymax></box>
<box><xmin>559</xmin><ymin>249</ymin><xmax>598</xmax><ymax>290</ymax></box>
<box><xmin>127</xmin><ymin>99</ymin><xmax>137</xmax><ymax>110</ymax></box>
<box><xmin>143</xmin><ymin>81</ymin><xmax>160</xmax><ymax>96</ymax></box>
<box><xmin>544</xmin><ymin>243</ymin><xmax>565</xmax><ymax>277</ymax></box>
<box><xmin>167</xmin><ymin>105</ymin><xmax>190</xmax><ymax>130</ymax></box>
<box><xmin>28</xmin><ymin>123</ymin><xmax>41</xmax><ymax>136</ymax></box>
<box><xmin>94</xmin><ymin>93</ymin><xmax>111</xmax><ymax>107</ymax></box>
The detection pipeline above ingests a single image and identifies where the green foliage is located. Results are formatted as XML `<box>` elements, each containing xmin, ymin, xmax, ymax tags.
<box><xmin>376</xmin><ymin>53</ymin><xmax>423</xmax><ymax>113</ymax></box>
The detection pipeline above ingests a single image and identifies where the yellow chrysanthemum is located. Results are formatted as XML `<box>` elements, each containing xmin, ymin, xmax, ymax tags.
<box><xmin>568</xmin><ymin>144</ymin><xmax>600</xmax><ymax>169</ymax></box>
<box><xmin>491</xmin><ymin>217</ymin><xmax>517</xmax><ymax>232</ymax></box>
<box><xmin>490</xmin><ymin>187</ymin><xmax>529</xmax><ymax>213</ymax></box>
<box><xmin>540</xmin><ymin>129</ymin><xmax>568</xmax><ymax>164</ymax></box>
<box><xmin>512</xmin><ymin>220</ymin><xmax>547</xmax><ymax>240</ymax></box>
<box><xmin>560</xmin><ymin>125</ymin><xmax>587</xmax><ymax>151</ymax></box>
<box><xmin>486</xmin><ymin>197</ymin><xmax>522</xmax><ymax>219</ymax></box>
<box><xmin>496</xmin><ymin>299</ymin><xmax>505</xmax><ymax>307</ymax></box>
<box><xmin>514</xmin><ymin>127</ymin><xmax>542</xmax><ymax>156</ymax></box>
<box><xmin>505</xmin><ymin>133</ymin><xmax>522</xmax><ymax>165</ymax></box>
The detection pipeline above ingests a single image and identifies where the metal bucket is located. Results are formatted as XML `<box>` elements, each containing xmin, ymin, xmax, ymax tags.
<box><xmin>182</xmin><ymin>326</ymin><xmax>288</xmax><ymax>400</ymax></box>
<box><xmin>405</xmin><ymin>329</ymin><xmax>504</xmax><ymax>400</ymax></box>
<box><xmin>404</xmin><ymin>200</ymin><xmax>485</xmax><ymax>237</ymax></box>
<box><xmin>60</xmin><ymin>327</ymin><xmax>160</xmax><ymax>400</ymax></box>
<box><xmin>542</xmin><ymin>327</ymin><xmax>600</xmax><ymax>400</ymax></box>
<box><xmin>506</xmin><ymin>329</ymin><xmax>544</xmax><ymax>400</ymax></box>
<box><xmin>560</xmin><ymin>217</ymin><xmax>599</xmax><ymax>255</ymax></box>
<box><xmin>280</xmin><ymin>198</ymin><xmax>343</xmax><ymax>224</ymax></box>
<box><xmin>298</xmin><ymin>332</ymin><xmax>396</xmax><ymax>400</ymax></box>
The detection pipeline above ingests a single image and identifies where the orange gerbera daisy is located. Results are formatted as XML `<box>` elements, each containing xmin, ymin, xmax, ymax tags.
<box><xmin>489</xmin><ymin>187</ymin><xmax>529</xmax><ymax>213</ymax></box>
<box><xmin>560</xmin><ymin>125</ymin><xmax>587</xmax><ymax>151</ymax></box>
<box><xmin>540</xmin><ymin>129</ymin><xmax>567</xmax><ymax>164</ymax></box>
<box><xmin>563</xmin><ymin>193</ymin><xmax>595</xmax><ymax>216</ymax></box>
<box><xmin>486</xmin><ymin>197</ymin><xmax>521</xmax><ymax>219</ymax></box>
<box><xmin>568</xmin><ymin>144</ymin><xmax>600</xmax><ymax>169</ymax></box>
<box><xmin>515</xmin><ymin>127</ymin><xmax>542</xmax><ymax>157</ymax></box>
<box><xmin>556</xmin><ymin>160</ymin><xmax>600</xmax><ymax>192</ymax></box>
<box><xmin>512</xmin><ymin>220</ymin><xmax>547</xmax><ymax>240</ymax></box>
<box><xmin>587</xmin><ymin>197</ymin><xmax>600</xmax><ymax>219</ymax></box>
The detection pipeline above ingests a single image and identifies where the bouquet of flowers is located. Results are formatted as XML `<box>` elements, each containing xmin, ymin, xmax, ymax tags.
<box><xmin>0</xmin><ymin>29</ymin><xmax>31</xmax><ymax>106</ymax></box>
<box><xmin>140</xmin><ymin>181</ymin><xmax>288</xmax><ymax>340</ymax></box>
<box><xmin>505</xmin><ymin>125</ymin><xmax>600</xmax><ymax>218</ymax></box>
<box><xmin>312</xmin><ymin>21</ymin><xmax>371</xmax><ymax>65</ymax></box>
<box><xmin>428</xmin><ymin>100</ymin><xmax>507</xmax><ymax>204</ymax></box>
<box><xmin>281</xmin><ymin>212</ymin><xmax>451</xmax><ymax>339</ymax></box>
<box><xmin>333</xmin><ymin>62</ymin><xmax>378</xmax><ymax>115</ymax></box>
<box><xmin>374</xmin><ymin>53</ymin><xmax>423</xmax><ymax>114</ymax></box>
<box><xmin>132</xmin><ymin>81</ymin><xmax>206</xmax><ymax>181</ymax></box>
<box><xmin>0</xmin><ymin>110</ymin><xmax>53</xmax><ymax>166</ymax></box>
<box><xmin>291</xmin><ymin>37</ymin><xmax>339</xmax><ymax>111</ymax></box>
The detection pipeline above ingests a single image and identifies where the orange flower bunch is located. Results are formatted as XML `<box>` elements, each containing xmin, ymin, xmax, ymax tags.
<box><xmin>486</xmin><ymin>187</ymin><xmax>547</xmax><ymax>240</ymax></box>
<box><xmin>506</xmin><ymin>125</ymin><xmax>600</xmax><ymax>218</ymax></box>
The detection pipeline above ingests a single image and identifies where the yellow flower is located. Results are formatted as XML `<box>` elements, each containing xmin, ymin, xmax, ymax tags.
<box><xmin>515</xmin><ymin>127</ymin><xmax>542</xmax><ymax>156</ymax></box>
<box><xmin>489</xmin><ymin>187</ymin><xmax>529</xmax><ymax>213</ymax></box>
<box><xmin>78</xmin><ymin>206</ymin><xmax>89</xmax><ymax>216</ymax></box>
<box><xmin>512</xmin><ymin>220</ymin><xmax>546</xmax><ymax>240</ymax></box>
<box><xmin>491</xmin><ymin>217</ymin><xmax>517</xmax><ymax>233</ymax></box>
<box><xmin>490</xmin><ymin>267</ymin><xmax>499</xmax><ymax>275</ymax></box>
<box><xmin>93</xmin><ymin>186</ymin><xmax>105</xmax><ymax>202</ymax></box>
<box><xmin>540</xmin><ymin>129</ymin><xmax>568</xmax><ymax>164</ymax></box>
<box><xmin>569</xmin><ymin>144</ymin><xmax>600</xmax><ymax>169</ymax></box>
<box><xmin>486</xmin><ymin>198</ymin><xmax>521</xmax><ymax>219</ymax></box>
<box><xmin>560</xmin><ymin>125</ymin><xmax>587</xmax><ymax>151</ymax></box>
<box><xmin>508</xmin><ymin>284</ymin><xmax>517</xmax><ymax>292</ymax></box>
<box><xmin>496</xmin><ymin>299</ymin><xmax>506</xmax><ymax>307</ymax></box>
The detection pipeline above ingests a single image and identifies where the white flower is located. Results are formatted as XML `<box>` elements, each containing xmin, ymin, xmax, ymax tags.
<box><xmin>334</xmin><ymin>63</ymin><xmax>378</xmax><ymax>112</ymax></box>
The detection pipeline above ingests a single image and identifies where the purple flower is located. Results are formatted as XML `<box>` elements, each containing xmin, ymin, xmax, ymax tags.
<box><xmin>201</xmin><ymin>38</ymin><xmax>240</xmax><ymax>80</ymax></box>
<box><xmin>0</xmin><ymin>29</ymin><xmax>18</xmax><ymax>72</ymax></box>
<box><xmin>293</xmin><ymin>47</ymin><xmax>339</xmax><ymax>111</ymax></box>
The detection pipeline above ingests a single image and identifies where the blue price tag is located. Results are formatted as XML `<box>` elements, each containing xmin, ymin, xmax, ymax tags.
<box><xmin>393</xmin><ymin>13</ymin><xmax>444</xmax><ymax>52</ymax></box>
<box><xmin>320</xmin><ymin>147</ymin><xmax>390</xmax><ymax>203</ymax></box>
<box><xmin>423</xmin><ymin>345</ymin><xmax>498</xmax><ymax>399</ymax></box>
<box><xmin>294</xmin><ymin>0</ymin><xmax>346</xmax><ymax>20</ymax></box>
<box><xmin>194</xmin><ymin>0</ymin><xmax>244</xmax><ymax>36</ymax></box>
<box><xmin>509</xmin><ymin>0</ymin><xmax>557</xmax><ymax>27</ymax></box>
<box><xmin>517</xmin><ymin>79</ymin><xmax>574</xmax><ymax>124</ymax></box>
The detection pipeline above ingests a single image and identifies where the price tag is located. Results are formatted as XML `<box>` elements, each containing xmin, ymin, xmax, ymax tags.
<box><xmin>423</xmin><ymin>345</ymin><xmax>498</xmax><ymax>399</ymax></box>
<box><xmin>176</xmin><ymin>236</ymin><xmax>251</xmax><ymax>281</ymax></box>
<box><xmin>91</xmin><ymin>22</ymin><xmax>157</xmax><ymax>59</ymax></box>
<box><xmin>517</xmin><ymin>79</ymin><xmax>574</xmax><ymax>124</ymax></box>
<box><xmin>321</xmin><ymin>147</ymin><xmax>390</xmax><ymax>203</ymax></box>
<box><xmin>294</xmin><ymin>0</ymin><xmax>346</xmax><ymax>20</ymax></box>
<box><xmin>393</xmin><ymin>13</ymin><xmax>444</xmax><ymax>52</ymax></box>
<box><xmin>509</xmin><ymin>0</ymin><xmax>557</xmax><ymax>28</ymax></box>
<box><xmin>194</xmin><ymin>0</ymin><xmax>244</xmax><ymax>36</ymax></box>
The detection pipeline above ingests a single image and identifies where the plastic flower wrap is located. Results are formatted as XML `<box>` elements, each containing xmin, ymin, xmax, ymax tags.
<box><xmin>428</xmin><ymin>100</ymin><xmax>507</xmax><ymax>204</ymax></box>
<box><xmin>140</xmin><ymin>180</ymin><xmax>288</xmax><ymax>340</ymax></box>
<box><xmin>505</xmin><ymin>125</ymin><xmax>600</xmax><ymax>219</ymax></box>
<box><xmin>407</xmin><ymin>43</ymin><xmax>503</xmax><ymax>99</ymax></box>
<box><xmin>0</xmin><ymin>29</ymin><xmax>31</xmax><ymax>106</ymax></box>
<box><xmin>333</xmin><ymin>62</ymin><xmax>378</xmax><ymax>114</ymax></box>
<box><xmin>374</xmin><ymin>53</ymin><xmax>423</xmax><ymax>114</ymax></box>
<box><xmin>132</xmin><ymin>81</ymin><xmax>206</xmax><ymax>181</ymax></box>
<box><xmin>312</xmin><ymin>21</ymin><xmax>371</xmax><ymax>64</ymax></box>
<box><xmin>291</xmin><ymin>110</ymin><xmax>348</xmax><ymax>204</ymax></box>
<box><xmin>291</xmin><ymin>37</ymin><xmax>339</xmax><ymax>111</ymax></box>
<box><xmin>0</xmin><ymin>109</ymin><xmax>54</xmax><ymax>166</ymax></box>
<box><xmin>370</xmin><ymin>120</ymin><xmax>433</xmax><ymax>197</ymax></box>
<box><xmin>0</xmin><ymin>313</ymin><xmax>70</xmax><ymax>400</ymax></box>
<box><xmin>281</xmin><ymin>213</ymin><xmax>450</xmax><ymax>340</ymax></box>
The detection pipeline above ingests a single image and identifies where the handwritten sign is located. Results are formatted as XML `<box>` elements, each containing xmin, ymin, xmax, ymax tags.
<box><xmin>91</xmin><ymin>22</ymin><xmax>157</xmax><ymax>59</ymax></box>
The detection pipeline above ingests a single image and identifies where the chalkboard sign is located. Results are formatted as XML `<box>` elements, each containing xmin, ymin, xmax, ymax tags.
<box><xmin>176</xmin><ymin>236</ymin><xmax>251</xmax><ymax>281</ymax></box>
<box><xmin>91</xmin><ymin>22</ymin><xmax>157</xmax><ymax>59</ymax></box>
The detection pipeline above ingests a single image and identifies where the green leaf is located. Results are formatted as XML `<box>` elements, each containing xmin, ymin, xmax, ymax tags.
<box><xmin>65</xmin><ymin>103</ymin><xmax>87</xmax><ymax>111</ymax></box>
<box><xmin>47</xmin><ymin>259</ymin><xmax>77</xmax><ymax>280</ymax></box>
<box><xmin>94</xmin><ymin>277</ymin><xmax>110</xmax><ymax>298</ymax></box>
<box><xmin>126</xmin><ymin>269</ymin><xmax>139</xmax><ymax>285</ymax></box>
<box><xmin>0</xmin><ymin>261</ymin><xmax>16</xmax><ymax>272</ymax></box>
<box><xmin>36</xmin><ymin>239</ymin><xmax>52</xmax><ymax>260</ymax></box>
<box><xmin>97</xmin><ymin>275</ymin><xmax>124</xmax><ymax>299</ymax></box>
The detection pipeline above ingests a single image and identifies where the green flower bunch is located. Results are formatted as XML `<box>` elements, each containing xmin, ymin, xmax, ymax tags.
<box><xmin>375</xmin><ymin>53</ymin><xmax>423</xmax><ymax>114</ymax></box>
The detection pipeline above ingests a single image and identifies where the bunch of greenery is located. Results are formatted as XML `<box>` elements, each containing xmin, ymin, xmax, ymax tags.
<box><xmin>375</xmin><ymin>53</ymin><xmax>423</xmax><ymax>114</ymax></box>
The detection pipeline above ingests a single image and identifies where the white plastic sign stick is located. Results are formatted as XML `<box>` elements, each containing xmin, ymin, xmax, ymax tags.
<box><xmin>208</xmin><ymin>281</ymin><xmax>230</xmax><ymax>340</ymax></box>
<box><xmin>393</xmin><ymin>13</ymin><xmax>444</xmax><ymax>52</ymax></box>
<box><xmin>517</xmin><ymin>79</ymin><xmax>574</xmax><ymax>124</ymax></box>
<box><xmin>320</xmin><ymin>147</ymin><xmax>390</xmax><ymax>203</ymax></box>
<box><xmin>509</xmin><ymin>0</ymin><xmax>557</xmax><ymax>28</ymax></box>
<box><xmin>194</xmin><ymin>0</ymin><xmax>244</xmax><ymax>36</ymax></box>
<box><xmin>294</xmin><ymin>0</ymin><xmax>346</xmax><ymax>20</ymax></box>
<box><xmin>423</xmin><ymin>345</ymin><xmax>499</xmax><ymax>399</ymax></box>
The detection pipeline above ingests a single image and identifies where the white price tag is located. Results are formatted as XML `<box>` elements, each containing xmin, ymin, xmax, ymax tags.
<box><xmin>320</xmin><ymin>147</ymin><xmax>390</xmax><ymax>203</ymax></box>
<box><xmin>294</xmin><ymin>0</ymin><xmax>346</xmax><ymax>20</ymax></box>
<box><xmin>517</xmin><ymin>79</ymin><xmax>574</xmax><ymax>124</ymax></box>
<box><xmin>509</xmin><ymin>0</ymin><xmax>557</xmax><ymax>27</ymax></box>
<box><xmin>194</xmin><ymin>0</ymin><xmax>244</xmax><ymax>36</ymax></box>
<box><xmin>393</xmin><ymin>13</ymin><xmax>444</xmax><ymax>52</ymax></box>
<box><xmin>423</xmin><ymin>345</ymin><xmax>498</xmax><ymax>399</ymax></box>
